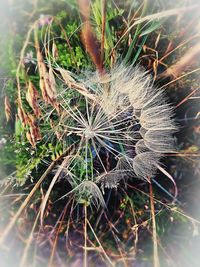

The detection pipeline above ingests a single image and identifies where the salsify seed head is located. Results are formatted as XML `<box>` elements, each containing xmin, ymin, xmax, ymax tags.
<box><xmin>41</xmin><ymin>65</ymin><xmax>177</xmax><ymax>207</ymax></box>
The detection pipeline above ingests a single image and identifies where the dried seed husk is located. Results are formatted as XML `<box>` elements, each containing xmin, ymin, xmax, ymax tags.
<box><xmin>4</xmin><ymin>96</ymin><xmax>11</xmax><ymax>122</ymax></box>
<box><xmin>26</xmin><ymin>80</ymin><xmax>41</xmax><ymax>118</ymax></box>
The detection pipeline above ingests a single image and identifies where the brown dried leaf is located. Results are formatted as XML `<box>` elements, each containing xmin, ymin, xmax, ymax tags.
<box><xmin>40</xmin><ymin>62</ymin><xmax>59</xmax><ymax>112</ymax></box>
<box><xmin>30</xmin><ymin>125</ymin><xmax>41</xmax><ymax>144</ymax></box>
<box><xmin>36</xmin><ymin>49</ymin><xmax>55</xmax><ymax>100</ymax></box>
<box><xmin>18</xmin><ymin>103</ymin><xmax>28</xmax><ymax>126</ymax></box>
<box><xmin>41</xmin><ymin>62</ymin><xmax>54</xmax><ymax>102</ymax></box>
<box><xmin>4</xmin><ymin>96</ymin><xmax>11</xmax><ymax>122</ymax></box>
<box><xmin>58</xmin><ymin>67</ymin><xmax>95</xmax><ymax>100</ymax></box>
<box><xmin>36</xmin><ymin>48</ymin><xmax>50</xmax><ymax>103</ymax></box>
<box><xmin>58</xmin><ymin>68</ymin><xmax>75</xmax><ymax>88</ymax></box>
<box><xmin>36</xmin><ymin>50</ymin><xmax>44</xmax><ymax>76</ymax></box>
<box><xmin>26</xmin><ymin>131</ymin><xmax>35</xmax><ymax>147</ymax></box>
<box><xmin>35</xmin><ymin>30</ymin><xmax>59</xmax><ymax>113</ymax></box>
<box><xmin>52</xmin><ymin>41</ymin><xmax>59</xmax><ymax>59</ymax></box>
<box><xmin>26</xmin><ymin>114</ymin><xmax>41</xmax><ymax>147</ymax></box>
<box><xmin>39</xmin><ymin>77</ymin><xmax>49</xmax><ymax>103</ymax></box>
<box><xmin>26</xmin><ymin>81</ymin><xmax>40</xmax><ymax>118</ymax></box>
<box><xmin>71</xmin><ymin>82</ymin><xmax>96</xmax><ymax>101</ymax></box>
<box><xmin>48</xmin><ymin>67</ymin><xmax>57</xmax><ymax>94</ymax></box>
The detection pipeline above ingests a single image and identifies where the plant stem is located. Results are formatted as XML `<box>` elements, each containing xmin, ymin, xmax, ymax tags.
<box><xmin>84</xmin><ymin>203</ymin><xmax>88</xmax><ymax>267</ymax></box>
<box><xmin>19</xmin><ymin>211</ymin><xmax>41</xmax><ymax>267</ymax></box>
<box><xmin>149</xmin><ymin>181</ymin><xmax>160</xmax><ymax>267</ymax></box>
<box><xmin>87</xmin><ymin>219</ymin><xmax>114</xmax><ymax>266</ymax></box>
<box><xmin>101</xmin><ymin>0</ymin><xmax>106</xmax><ymax>70</ymax></box>
<box><xmin>124</xmin><ymin>0</ymin><xmax>148</xmax><ymax>63</ymax></box>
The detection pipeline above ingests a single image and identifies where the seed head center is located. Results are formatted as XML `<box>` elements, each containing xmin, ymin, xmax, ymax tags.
<box><xmin>84</xmin><ymin>126</ymin><xmax>95</xmax><ymax>139</ymax></box>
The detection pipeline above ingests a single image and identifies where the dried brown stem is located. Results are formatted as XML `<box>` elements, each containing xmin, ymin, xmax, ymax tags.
<box><xmin>84</xmin><ymin>203</ymin><xmax>88</xmax><ymax>267</ymax></box>
<box><xmin>149</xmin><ymin>181</ymin><xmax>160</xmax><ymax>267</ymax></box>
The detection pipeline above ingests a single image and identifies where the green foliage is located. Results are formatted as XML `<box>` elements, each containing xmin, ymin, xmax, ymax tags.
<box><xmin>14</xmin><ymin>116</ymin><xmax>66</xmax><ymax>184</ymax></box>
<box><xmin>91</xmin><ymin>0</ymin><xmax>124</xmax><ymax>65</ymax></box>
<box><xmin>14</xmin><ymin>139</ymin><xmax>65</xmax><ymax>184</ymax></box>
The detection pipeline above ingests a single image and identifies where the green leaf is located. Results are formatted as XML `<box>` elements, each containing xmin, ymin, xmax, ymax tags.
<box><xmin>140</xmin><ymin>19</ymin><xmax>166</xmax><ymax>37</ymax></box>
<box><xmin>15</xmin><ymin>118</ymin><xmax>24</xmax><ymax>137</ymax></box>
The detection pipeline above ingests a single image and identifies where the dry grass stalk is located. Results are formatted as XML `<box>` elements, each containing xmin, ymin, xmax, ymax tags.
<box><xmin>149</xmin><ymin>181</ymin><xmax>160</xmax><ymax>267</ymax></box>
<box><xmin>133</xmin><ymin>5</ymin><xmax>199</xmax><ymax>27</ymax></box>
<box><xmin>87</xmin><ymin>219</ymin><xmax>114</xmax><ymax>266</ymax></box>
<box><xmin>161</xmin><ymin>41</ymin><xmax>200</xmax><ymax>78</ymax></box>
<box><xmin>113</xmin><ymin>5</ymin><xmax>199</xmax><ymax>52</ymax></box>
<box><xmin>40</xmin><ymin>154</ymin><xmax>73</xmax><ymax>225</ymax></box>
<box><xmin>47</xmin><ymin>204</ymin><xmax>68</xmax><ymax>267</ymax></box>
<box><xmin>78</xmin><ymin>0</ymin><xmax>103</xmax><ymax>73</ymax></box>
<box><xmin>19</xmin><ymin>212</ymin><xmax>41</xmax><ymax>267</ymax></box>
<box><xmin>84</xmin><ymin>204</ymin><xmax>88</xmax><ymax>267</ymax></box>
<box><xmin>160</xmin><ymin>66</ymin><xmax>200</xmax><ymax>89</ymax></box>
<box><xmin>176</xmin><ymin>87</ymin><xmax>200</xmax><ymax>109</ymax></box>
<box><xmin>81</xmin><ymin>22</ymin><xmax>102</xmax><ymax>73</ymax></box>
